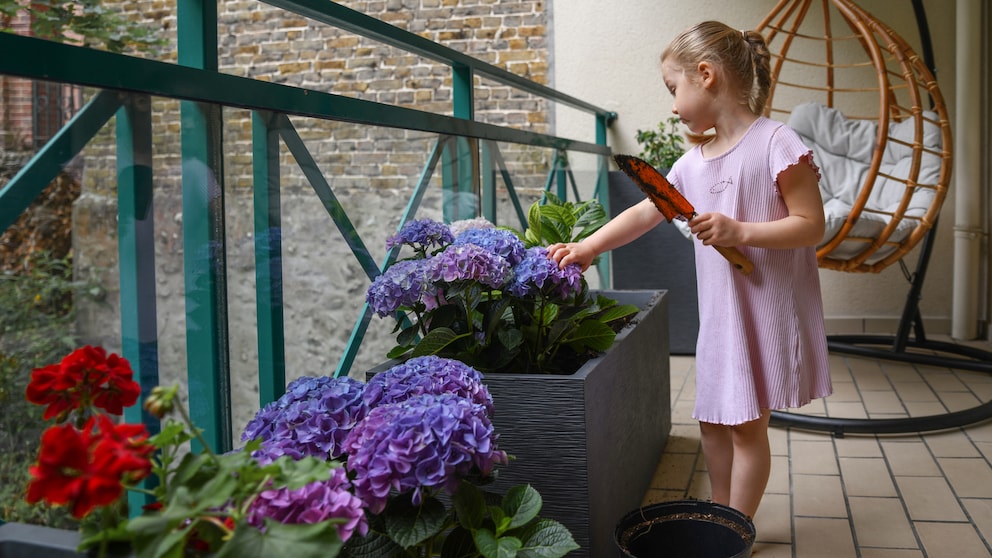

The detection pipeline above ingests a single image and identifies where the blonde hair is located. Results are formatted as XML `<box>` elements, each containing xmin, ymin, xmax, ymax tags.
<box><xmin>661</xmin><ymin>21</ymin><xmax>771</xmax><ymax>134</ymax></box>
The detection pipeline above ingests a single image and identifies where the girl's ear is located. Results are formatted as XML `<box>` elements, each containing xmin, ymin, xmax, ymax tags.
<box><xmin>697</xmin><ymin>61</ymin><xmax>716</xmax><ymax>89</ymax></box>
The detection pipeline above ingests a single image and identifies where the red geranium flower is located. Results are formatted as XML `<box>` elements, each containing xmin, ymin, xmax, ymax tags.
<box><xmin>25</xmin><ymin>416</ymin><xmax>153</xmax><ymax>519</ymax></box>
<box><xmin>26</xmin><ymin>345</ymin><xmax>141</xmax><ymax>420</ymax></box>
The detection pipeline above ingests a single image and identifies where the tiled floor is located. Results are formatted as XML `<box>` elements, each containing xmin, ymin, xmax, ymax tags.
<box><xmin>644</xmin><ymin>337</ymin><xmax>992</xmax><ymax>558</ymax></box>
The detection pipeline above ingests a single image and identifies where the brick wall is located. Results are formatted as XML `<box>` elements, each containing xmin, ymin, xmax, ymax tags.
<box><xmin>67</xmin><ymin>1</ymin><xmax>560</xmax><ymax>434</ymax></box>
<box><xmin>0</xmin><ymin>10</ymin><xmax>34</xmax><ymax>150</ymax></box>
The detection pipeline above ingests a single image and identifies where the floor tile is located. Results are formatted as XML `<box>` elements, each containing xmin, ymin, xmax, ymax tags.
<box><xmin>790</xmin><ymin>440</ymin><xmax>839</xmax><ymax>475</ymax></box>
<box><xmin>793</xmin><ymin>517</ymin><xmax>857</xmax><ymax>558</ymax></box>
<box><xmin>938</xmin><ymin>457</ymin><xmax>992</xmax><ymax>497</ymax></box>
<box><xmin>754</xmin><ymin>492</ymin><xmax>791</xmax><ymax>544</ymax></box>
<box><xmin>925</xmin><ymin>430</ymin><xmax>982</xmax><ymax>458</ymax></box>
<box><xmin>858</xmin><ymin>550</ymin><xmax>924</xmax><ymax>557</ymax></box>
<box><xmin>834</xmin><ymin>435</ymin><xmax>882</xmax><ymax>458</ymax></box>
<box><xmin>848</xmin><ymin>496</ymin><xmax>916</xmax><ymax>548</ymax></box>
<box><xmin>840</xmin><ymin>457</ymin><xmax>897</xmax><ymax>497</ymax></box>
<box><xmin>793</xmin><ymin>474</ymin><xmax>847</xmax><ymax>518</ymax></box>
<box><xmin>649</xmin><ymin>452</ymin><xmax>696</xmax><ymax>491</ymax></box>
<box><xmin>895</xmin><ymin>476</ymin><xmax>967</xmax><ymax>521</ymax></box>
<box><xmin>961</xmin><ymin>498</ymin><xmax>992</xmax><ymax>548</ymax></box>
<box><xmin>915</xmin><ymin>522</ymin><xmax>991</xmax><ymax>558</ymax></box>
<box><xmin>766</xmin><ymin>455</ymin><xmax>790</xmax><ymax>494</ymax></box>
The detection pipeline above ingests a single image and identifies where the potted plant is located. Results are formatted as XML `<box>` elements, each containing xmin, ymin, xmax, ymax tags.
<box><xmin>365</xmin><ymin>201</ymin><xmax>671</xmax><ymax>557</ymax></box>
<box><xmin>610</xmin><ymin>117</ymin><xmax>698</xmax><ymax>354</ymax></box>
<box><xmin>1</xmin><ymin>346</ymin><xmax>579</xmax><ymax>558</ymax></box>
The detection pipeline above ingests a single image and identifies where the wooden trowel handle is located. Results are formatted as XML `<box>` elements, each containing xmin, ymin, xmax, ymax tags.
<box><xmin>714</xmin><ymin>245</ymin><xmax>755</xmax><ymax>275</ymax></box>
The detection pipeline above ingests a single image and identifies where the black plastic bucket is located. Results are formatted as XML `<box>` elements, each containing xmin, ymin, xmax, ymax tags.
<box><xmin>614</xmin><ymin>500</ymin><xmax>756</xmax><ymax>558</ymax></box>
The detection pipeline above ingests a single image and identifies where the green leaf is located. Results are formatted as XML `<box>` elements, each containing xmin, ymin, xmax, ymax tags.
<box><xmin>216</xmin><ymin>519</ymin><xmax>343</xmax><ymax>558</ymax></box>
<box><xmin>514</xmin><ymin>519</ymin><xmax>581</xmax><ymax>558</ymax></box>
<box><xmin>474</xmin><ymin>528</ymin><xmax>522</xmax><ymax>558</ymax></box>
<box><xmin>343</xmin><ymin>514</ymin><xmax>404</xmax><ymax>558</ymax></box>
<box><xmin>596</xmin><ymin>303</ymin><xmax>640</xmax><ymax>324</ymax></box>
<box><xmin>412</xmin><ymin>327</ymin><xmax>465</xmax><ymax>356</ymax></box>
<box><xmin>563</xmin><ymin>320</ymin><xmax>616</xmax><ymax>353</ymax></box>
<box><xmin>383</xmin><ymin>494</ymin><xmax>448</xmax><ymax>548</ymax></box>
<box><xmin>502</xmin><ymin>485</ymin><xmax>543</xmax><ymax>530</ymax></box>
<box><xmin>453</xmin><ymin>481</ymin><xmax>488</xmax><ymax>530</ymax></box>
<box><xmin>439</xmin><ymin>527</ymin><xmax>478</xmax><ymax>558</ymax></box>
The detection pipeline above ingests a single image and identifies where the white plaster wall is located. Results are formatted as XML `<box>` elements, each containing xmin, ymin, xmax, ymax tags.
<box><xmin>551</xmin><ymin>0</ymin><xmax>959</xmax><ymax>331</ymax></box>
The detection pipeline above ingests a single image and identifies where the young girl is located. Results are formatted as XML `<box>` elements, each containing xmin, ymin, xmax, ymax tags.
<box><xmin>548</xmin><ymin>20</ymin><xmax>832</xmax><ymax>519</ymax></box>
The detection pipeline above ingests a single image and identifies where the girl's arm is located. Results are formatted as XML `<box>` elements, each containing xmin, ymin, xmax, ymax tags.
<box><xmin>689</xmin><ymin>161</ymin><xmax>825</xmax><ymax>249</ymax></box>
<box><xmin>548</xmin><ymin>198</ymin><xmax>666</xmax><ymax>271</ymax></box>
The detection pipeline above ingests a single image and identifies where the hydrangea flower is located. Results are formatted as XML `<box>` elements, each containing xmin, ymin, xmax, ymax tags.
<box><xmin>386</xmin><ymin>219</ymin><xmax>453</xmax><ymax>251</ymax></box>
<box><xmin>365</xmin><ymin>258</ymin><xmax>434</xmax><ymax>317</ymax></box>
<box><xmin>507</xmin><ymin>246</ymin><xmax>583</xmax><ymax>299</ymax></box>
<box><xmin>344</xmin><ymin>393</ymin><xmax>508</xmax><ymax>514</ymax></box>
<box><xmin>242</xmin><ymin>376</ymin><xmax>367</xmax><ymax>462</ymax></box>
<box><xmin>247</xmin><ymin>466</ymin><xmax>368</xmax><ymax>543</ymax></box>
<box><xmin>453</xmin><ymin>227</ymin><xmax>526</xmax><ymax>266</ymax></box>
<box><xmin>364</xmin><ymin>356</ymin><xmax>494</xmax><ymax>415</ymax></box>
<box><xmin>448</xmin><ymin>217</ymin><xmax>495</xmax><ymax>237</ymax></box>
<box><xmin>428</xmin><ymin>243</ymin><xmax>512</xmax><ymax>289</ymax></box>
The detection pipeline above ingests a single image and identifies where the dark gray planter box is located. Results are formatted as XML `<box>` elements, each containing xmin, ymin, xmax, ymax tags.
<box><xmin>370</xmin><ymin>289</ymin><xmax>671</xmax><ymax>557</ymax></box>
<box><xmin>0</xmin><ymin>522</ymin><xmax>86</xmax><ymax>558</ymax></box>
<box><xmin>609</xmin><ymin>171</ymin><xmax>699</xmax><ymax>355</ymax></box>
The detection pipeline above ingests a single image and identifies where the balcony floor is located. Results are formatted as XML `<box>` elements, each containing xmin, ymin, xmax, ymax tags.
<box><xmin>644</xmin><ymin>336</ymin><xmax>992</xmax><ymax>557</ymax></box>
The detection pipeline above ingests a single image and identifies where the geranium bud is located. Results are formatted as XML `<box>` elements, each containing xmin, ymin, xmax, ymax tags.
<box><xmin>144</xmin><ymin>384</ymin><xmax>178</xmax><ymax>418</ymax></box>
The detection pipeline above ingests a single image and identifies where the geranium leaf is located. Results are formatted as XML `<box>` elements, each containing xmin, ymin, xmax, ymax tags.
<box><xmin>384</xmin><ymin>494</ymin><xmax>448</xmax><ymax>548</ymax></box>
<box><xmin>514</xmin><ymin>519</ymin><xmax>580</xmax><ymax>558</ymax></box>
<box><xmin>453</xmin><ymin>481</ymin><xmax>487</xmax><ymax>529</ymax></box>
<box><xmin>502</xmin><ymin>484</ymin><xmax>542</xmax><ymax>530</ymax></box>
<box><xmin>216</xmin><ymin>519</ymin><xmax>343</xmax><ymax>558</ymax></box>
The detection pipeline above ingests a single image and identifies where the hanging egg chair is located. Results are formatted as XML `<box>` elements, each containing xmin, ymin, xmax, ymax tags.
<box><xmin>755</xmin><ymin>0</ymin><xmax>953</xmax><ymax>273</ymax></box>
<box><xmin>756</xmin><ymin>0</ymin><xmax>992</xmax><ymax>435</ymax></box>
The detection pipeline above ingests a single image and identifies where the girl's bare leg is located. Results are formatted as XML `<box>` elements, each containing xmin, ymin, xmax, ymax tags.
<box><xmin>699</xmin><ymin>420</ymin><xmax>734</xmax><ymax>506</ymax></box>
<box><xmin>699</xmin><ymin>409</ymin><xmax>772</xmax><ymax>519</ymax></box>
<box><xmin>728</xmin><ymin>409</ymin><xmax>772</xmax><ymax>518</ymax></box>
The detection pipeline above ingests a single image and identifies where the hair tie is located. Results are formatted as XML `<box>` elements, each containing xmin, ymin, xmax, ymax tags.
<box><xmin>741</xmin><ymin>29</ymin><xmax>748</xmax><ymax>40</ymax></box>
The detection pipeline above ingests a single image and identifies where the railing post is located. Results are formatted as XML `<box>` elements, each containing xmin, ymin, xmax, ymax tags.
<box><xmin>178</xmin><ymin>0</ymin><xmax>233</xmax><ymax>452</ymax></box>
<box><xmin>117</xmin><ymin>93</ymin><xmax>160</xmax><ymax>513</ymax></box>
<box><xmin>443</xmin><ymin>63</ymin><xmax>477</xmax><ymax>222</ymax></box>
<box><xmin>252</xmin><ymin>111</ymin><xmax>286</xmax><ymax>406</ymax></box>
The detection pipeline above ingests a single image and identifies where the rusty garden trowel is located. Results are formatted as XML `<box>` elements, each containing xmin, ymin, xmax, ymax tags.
<box><xmin>614</xmin><ymin>154</ymin><xmax>754</xmax><ymax>275</ymax></box>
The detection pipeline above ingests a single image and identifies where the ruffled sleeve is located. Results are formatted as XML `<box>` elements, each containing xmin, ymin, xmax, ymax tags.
<box><xmin>768</xmin><ymin>124</ymin><xmax>821</xmax><ymax>192</ymax></box>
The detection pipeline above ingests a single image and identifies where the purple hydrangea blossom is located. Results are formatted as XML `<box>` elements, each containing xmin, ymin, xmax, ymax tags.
<box><xmin>507</xmin><ymin>246</ymin><xmax>584</xmax><ymax>299</ymax></box>
<box><xmin>344</xmin><ymin>393</ymin><xmax>508</xmax><ymax>514</ymax></box>
<box><xmin>247</xmin><ymin>466</ymin><xmax>368</xmax><ymax>542</ymax></box>
<box><xmin>385</xmin><ymin>219</ymin><xmax>453</xmax><ymax>251</ymax></box>
<box><xmin>365</xmin><ymin>258</ymin><xmax>434</xmax><ymax>317</ymax></box>
<box><xmin>428</xmin><ymin>244</ymin><xmax>512</xmax><ymax>289</ymax></box>
<box><xmin>241</xmin><ymin>376</ymin><xmax>367</xmax><ymax>462</ymax></box>
<box><xmin>453</xmin><ymin>227</ymin><xmax>526</xmax><ymax>266</ymax></box>
<box><xmin>364</xmin><ymin>356</ymin><xmax>494</xmax><ymax>415</ymax></box>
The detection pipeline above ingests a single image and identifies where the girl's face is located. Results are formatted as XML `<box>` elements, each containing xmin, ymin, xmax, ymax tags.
<box><xmin>661</xmin><ymin>58</ymin><xmax>712</xmax><ymax>135</ymax></box>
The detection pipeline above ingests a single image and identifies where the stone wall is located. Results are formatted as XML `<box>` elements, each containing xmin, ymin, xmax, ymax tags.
<box><xmin>72</xmin><ymin>0</ymin><xmax>564</xmax><ymax>436</ymax></box>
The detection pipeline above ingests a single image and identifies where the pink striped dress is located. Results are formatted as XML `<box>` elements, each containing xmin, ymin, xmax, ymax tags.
<box><xmin>667</xmin><ymin>117</ymin><xmax>833</xmax><ymax>425</ymax></box>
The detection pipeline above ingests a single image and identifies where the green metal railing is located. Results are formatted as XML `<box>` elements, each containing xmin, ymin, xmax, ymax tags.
<box><xmin>0</xmin><ymin>1</ymin><xmax>616</xmax><ymax>453</ymax></box>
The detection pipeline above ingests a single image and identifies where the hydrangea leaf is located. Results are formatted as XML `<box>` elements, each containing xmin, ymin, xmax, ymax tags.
<box><xmin>501</xmin><ymin>484</ymin><xmax>543</xmax><ymax>530</ymax></box>
<box><xmin>412</xmin><ymin>327</ymin><xmax>465</xmax><ymax>357</ymax></box>
<box><xmin>453</xmin><ymin>480</ymin><xmax>487</xmax><ymax>529</ymax></box>
<box><xmin>563</xmin><ymin>320</ymin><xmax>616</xmax><ymax>353</ymax></box>
<box><xmin>514</xmin><ymin>519</ymin><xmax>581</xmax><ymax>558</ymax></box>
<box><xmin>473</xmin><ymin>528</ymin><xmax>523</xmax><ymax>558</ymax></box>
<box><xmin>383</xmin><ymin>494</ymin><xmax>448</xmax><ymax>548</ymax></box>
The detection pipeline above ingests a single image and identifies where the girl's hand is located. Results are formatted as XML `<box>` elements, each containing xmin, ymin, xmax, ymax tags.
<box><xmin>547</xmin><ymin>242</ymin><xmax>594</xmax><ymax>272</ymax></box>
<box><xmin>689</xmin><ymin>213</ymin><xmax>744</xmax><ymax>247</ymax></box>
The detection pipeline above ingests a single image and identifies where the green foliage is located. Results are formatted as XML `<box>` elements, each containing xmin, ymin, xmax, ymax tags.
<box><xmin>635</xmin><ymin>116</ymin><xmax>687</xmax><ymax>170</ymax></box>
<box><xmin>519</xmin><ymin>192</ymin><xmax>608</xmax><ymax>248</ymax></box>
<box><xmin>343</xmin><ymin>482</ymin><xmax>579</xmax><ymax>558</ymax></box>
<box><xmin>0</xmin><ymin>252</ymin><xmax>85</xmax><ymax>529</ymax></box>
<box><xmin>0</xmin><ymin>0</ymin><xmax>166</xmax><ymax>55</ymax></box>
